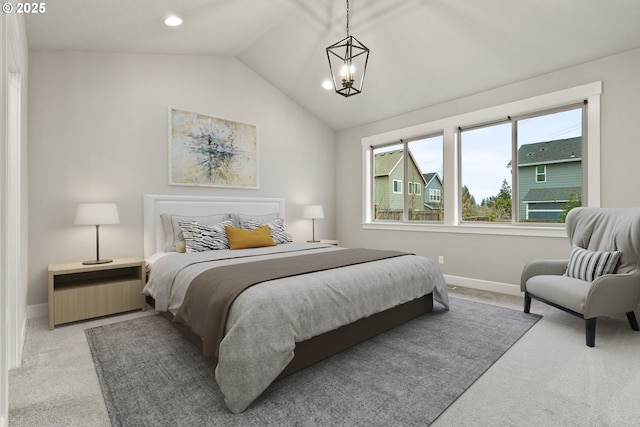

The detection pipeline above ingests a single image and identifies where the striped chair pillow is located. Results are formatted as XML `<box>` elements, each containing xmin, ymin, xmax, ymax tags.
<box><xmin>564</xmin><ymin>245</ymin><xmax>621</xmax><ymax>282</ymax></box>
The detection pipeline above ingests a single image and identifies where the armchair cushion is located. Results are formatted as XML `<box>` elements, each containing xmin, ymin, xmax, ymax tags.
<box><xmin>526</xmin><ymin>275</ymin><xmax>592</xmax><ymax>314</ymax></box>
<box><xmin>564</xmin><ymin>245</ymin><xmax>621</xmax><ymax>282</ymax></box>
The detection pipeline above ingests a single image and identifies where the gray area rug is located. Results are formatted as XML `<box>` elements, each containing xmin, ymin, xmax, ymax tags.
<box><xmin>85</xmin><ymin>297</ymin><xmax>540</xmax><ymax>426</ymax></box>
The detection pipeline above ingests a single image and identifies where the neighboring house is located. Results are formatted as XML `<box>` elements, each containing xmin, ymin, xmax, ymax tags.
<box><xmin>514</xmin><ymin>137</ymin><xmax>582</xmax><ymax>221</ymax></box>
<box><xmin>423</xmin><ymin>172</ymin><xmax>443</xmax><ymax>211</ymax></box>
<box><xmin>374</xmin><ymin>150</ymin><xmax>427</xmax><ymax>219</ymax></box>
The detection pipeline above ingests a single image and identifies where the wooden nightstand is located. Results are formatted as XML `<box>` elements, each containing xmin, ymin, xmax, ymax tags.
<box><xmin>319</xmin><ymin>239</ymin><xmax>339</xmax><ymax>246</ymax></box>
<box><xmin>305</xmin><ymin>239</ymin><xmax>340</xmax><ymax>246</ymax></box>
<box><xmin>48</xmin><ymin>256</ymin><xmax>146</xmax><ymax>330</ymax></box>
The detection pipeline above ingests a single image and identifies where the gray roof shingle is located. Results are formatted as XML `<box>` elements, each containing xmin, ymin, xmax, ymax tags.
<box><xmin>522</xmin><ymin>186</ymin><xmax>581</xmax><ymax>202</ymax></box>
<box><xmin>374</xmin><ymin>150</ymin><xmax>403</xmax><ymax>176</ymax></box>
<box><xmin>516</xmin><ymin>137</ymin><xmax>582</xmax><ymax>167</ymax></box>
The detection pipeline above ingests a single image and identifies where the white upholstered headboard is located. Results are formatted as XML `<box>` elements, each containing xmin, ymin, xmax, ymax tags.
<box><xmin>143</xmin><ymin>194</ymin><xmax>286</xmax><ymax>258</ymax></box>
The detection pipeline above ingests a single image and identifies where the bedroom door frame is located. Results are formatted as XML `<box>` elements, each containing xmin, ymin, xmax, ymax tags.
<box><xmin>1</xmin><ymin>10</ymin><xmax>27</xmax><ymax>424</ymax></box>
<box><xmin>0</xmin><ymin>10</ymin><xmax>9</xmax><ymax>425</ymax></box>
<box><xmin>6</xmin><ymin>71</ymin><xmax>24</xmax><ymax>369</ymax></box>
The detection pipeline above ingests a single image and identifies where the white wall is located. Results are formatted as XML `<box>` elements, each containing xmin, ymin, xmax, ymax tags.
<box><xmin>336</xmin><ymin>47</ymin><xmax>640</xmax><ymax>294</ymax></box>
<box><xmin>28</xmin><ymin>51</ymin><xmax>336</xmax><ymax>307</ymax></box>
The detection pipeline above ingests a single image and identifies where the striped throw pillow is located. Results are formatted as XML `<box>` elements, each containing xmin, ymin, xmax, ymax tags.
<box><xmin>179</xmin><ymin>219</ymin><xmax>234</xmax><ymax>253</ymax></box>
<box><xmin>564</xmin><ymin>245</ymin><xmax>621</xmax><ymax>282</ymax></box>
<box><xmin>239</xmin><ymin>217</ymin><xmax>291</xmax><ymax>244</ymax></box>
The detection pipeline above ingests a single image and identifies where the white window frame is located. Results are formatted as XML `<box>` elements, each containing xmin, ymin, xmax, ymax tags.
<box><xmin>414</xmin><ymin>183</ymin><xmax>421</xmax><ymax>196</ymax></box>
<box><xmin>362</xmin><ymin>81</ymin><xmax>601</xmax><ymax>238</ymax></box>
<box><xmin>429</xmin><ymin>188</ymin><xmax>441</xmax><ymax>202</ymax></box>
<box><xmin>535</xmin><ymin>165</ymin><xmax>547</xmax><ymax>183</ymax></box>
<box><xmin>393</xmin><ymin>179</ymin><xmax>402</xmax><ymax>194</ymax></box>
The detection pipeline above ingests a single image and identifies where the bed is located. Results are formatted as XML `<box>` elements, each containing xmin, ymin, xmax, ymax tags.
<box><xmin>142</xmin><ymin>194</ymin><xmax>449</xmax><ymax>413</ymax></box>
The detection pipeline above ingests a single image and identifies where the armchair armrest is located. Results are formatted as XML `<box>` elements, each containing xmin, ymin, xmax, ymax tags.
<box><xmin>520</xmin><ymin>259</ymin><xmax>568</xmax><ymax>292</ymax></box>
<box><xmin>584</xmin><ymin>272</ymin><xmax>640</xmax><ymax>318</ymax></box>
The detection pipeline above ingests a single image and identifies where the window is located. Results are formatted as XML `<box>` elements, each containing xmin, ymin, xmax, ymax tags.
<box><xmin>460</xmin><ymin>122</ymin><xmax>512</xmax><ymax>222</ymax></box>
<box><xmin>408</xmin><ymin>182</ymin><xmax>422</xmax><ymax>196</ymax></box>
<box><xmin>460</xmin><ymin>105</ymin><xmax>584</xmax><ymax>224</ymax></box>
<box><xmin>393</xmin><ymin>179</ymin><xmax>403</xmax><ymax>194</ymax></box>
<box><xmin>371</xmin><ymin>135</ymin><xmax>444</xmax><ymax>222</ymax></box>
<box><xmin>363</xmin><ymin>82</ymin><xmax>601</xmax><ymax>235</ymax></box>
<box><xmin>516</xmin><ymin>107</ymin><xmax>583</xmax><ymax>222</ymax></box>
<box><xmin>373</xmin><ymin>144</ymin><xmax>403</xmax><ymax>220</ymax></box>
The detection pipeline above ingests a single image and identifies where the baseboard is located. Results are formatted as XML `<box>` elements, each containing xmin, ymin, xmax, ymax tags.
<box><xmin>27</xmin><ymin>302</ymin><xmax>47</xmax><ymax>319</ymax></box>
<box><xmin>14</xmin><ymin>312</ymin><xmax>27</xmax><ymax>368</ymax></box>
<box><xmin>443</xmin><ymin>274</ymin><xmax>522</xmax><ymax>297</ymax></box>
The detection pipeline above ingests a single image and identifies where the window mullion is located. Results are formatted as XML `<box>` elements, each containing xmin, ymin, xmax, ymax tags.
<box><xmin>444</xmin><ymin>128</ymin><xmax>458</xmax><ymax>226</ymax></box>
<box><xmin>402</xmin><ymin>139</ymin><xmax>409</xmax><ymax>222</ymax></box>
<box><xmin>511</xmin><ymin>120</ymin><xmax>518</xmax><ymax>224</ymax></box>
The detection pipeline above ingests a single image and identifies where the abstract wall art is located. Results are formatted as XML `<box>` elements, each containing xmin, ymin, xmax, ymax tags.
<box><xmin>169</xmin><ymin>108</ymin><xmax>258</xmax><ymax>188</ymax></box>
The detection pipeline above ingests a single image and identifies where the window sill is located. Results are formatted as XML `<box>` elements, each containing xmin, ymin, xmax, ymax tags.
<box><xmin>362</xmin><ymin>221</ymin><xmax>567</xmax><ymax>238</ymax></box>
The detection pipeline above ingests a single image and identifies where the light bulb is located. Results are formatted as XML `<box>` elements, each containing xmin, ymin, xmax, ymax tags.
<box><xmin>340</xmin><ymin>64</ymin><xmax>356</xmax><ymax>80</ymax></box>
<box><xmin>164</xmin><ymin>15</ymin><xmax>183</xmax><ymax>27</ymax></box>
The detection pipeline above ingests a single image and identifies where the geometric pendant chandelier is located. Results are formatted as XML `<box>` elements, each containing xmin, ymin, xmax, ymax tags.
<box><xmin>326</xmin><ymin>0</ymin><xmax>370</xmax><ymax>97</ymax></box>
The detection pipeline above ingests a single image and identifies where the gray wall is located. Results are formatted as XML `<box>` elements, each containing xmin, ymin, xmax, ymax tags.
<box><xmin>335</xmin><ymin>47</ymin><xmax>640</xmax><ymax>292</ymax></box>
<box><xmin>28</xmin><ymin>51</ymin><xmax>336</xmax><ymax>306</ymax></box>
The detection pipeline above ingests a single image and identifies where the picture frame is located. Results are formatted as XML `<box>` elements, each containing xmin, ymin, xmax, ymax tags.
<box><xmin>168</xmin><ymin>108</ymin><xmax>258</xmax><ymax>189</ymax></box>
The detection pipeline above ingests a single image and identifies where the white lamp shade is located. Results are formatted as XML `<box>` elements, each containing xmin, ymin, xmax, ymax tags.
<box><xmin>303</xmin><ymin>205</ymin><xmax>324</xmax><ymax>219</ymax></box>
<box><xmin>74</xmin><ymin>203</ymin><xmax>120</xmax><ymax>225</ymax></box>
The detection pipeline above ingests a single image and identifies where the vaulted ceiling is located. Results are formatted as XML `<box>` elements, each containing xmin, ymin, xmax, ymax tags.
<box><xmin>24</xmin><ymin>0</ymin><xmax>640</xmax><ymax>130</ymax></box>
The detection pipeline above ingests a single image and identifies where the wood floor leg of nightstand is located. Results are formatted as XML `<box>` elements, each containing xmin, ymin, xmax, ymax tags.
<box><xmin>48</xmin><ymin>270</ymin><xmax>55</xmax><ymax>330</ymax></box>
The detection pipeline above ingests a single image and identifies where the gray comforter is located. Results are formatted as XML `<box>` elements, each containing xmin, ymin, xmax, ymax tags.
<box><xmin>144</xmin><ymin>243</ymin><xmax>449</xmax><ymax>413</ymax></box>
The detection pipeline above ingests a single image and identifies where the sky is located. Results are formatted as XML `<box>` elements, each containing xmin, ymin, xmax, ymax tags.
<box><xmin>378</xmin><ymin>108</ymin><xmax>582</xmax><ymax>203</ymax></box>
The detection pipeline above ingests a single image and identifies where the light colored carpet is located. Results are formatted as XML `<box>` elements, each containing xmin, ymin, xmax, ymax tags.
<box><xmin>84</xmin><ymin>298</ymin><xmax>539</xmax><ymax>426</ymax></box>
<box><xmin>10</xmin><ymin>287</ymin><xmax>640</xmax><ymax>426</ymax></box>
<box><xmin>8</xmin><ymin>309</ymin><xmax>154</xmax><ymax>427</ymax></box>
<box><xmin>434</xmin><ymin>288</ymin><xmax>640</xmax><ymax>427</ymax></box>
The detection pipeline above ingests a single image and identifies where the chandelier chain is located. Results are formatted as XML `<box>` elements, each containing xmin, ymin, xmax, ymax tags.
<box><xmin>346</xmin><ymin>0</ymin><xmax>350</xmax><ymax>37</ymax></box>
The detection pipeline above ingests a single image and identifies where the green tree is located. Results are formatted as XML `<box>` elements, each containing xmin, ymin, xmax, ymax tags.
<box><xmin>461</xmin><ymin>185</ymin><xmax>478</xmax><ymax>218</ymax></box>
<box><xmin>480</xmin><ymin>180</ymin><xmax>512</xmax><ymax>221</ymax></box>
<box><xmin>559</xmin><ymin>191</ymin><xmax>582</xmax><ymax>222</ymax></box>
<box><xmin>492</xmin><ymin>179</ymin><xmax>512</xmax><ymax>221</ymax></box>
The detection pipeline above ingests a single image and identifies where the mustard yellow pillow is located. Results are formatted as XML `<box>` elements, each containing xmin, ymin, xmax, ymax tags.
<box><xmin>225</xmin><ymin>225</ymin><xmax>277</xmax><ymax>250</ymax></box>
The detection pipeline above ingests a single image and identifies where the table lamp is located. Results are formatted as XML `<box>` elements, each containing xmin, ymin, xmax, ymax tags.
<box><xmin>74</xmin><ymin>203</ymin><xmax>120</xmax><ymax>265</ymax></box>
<box><xmin>303</xmin><ymin>205</ymin><xmax>324</xmax><ymax>243</ymax></box>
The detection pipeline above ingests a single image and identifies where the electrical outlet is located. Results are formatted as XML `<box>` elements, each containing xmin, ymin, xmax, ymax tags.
<box><xmin>438</xmin><ymin>256</ymin><xmax>444</xmax><ymax>264</ymax></box>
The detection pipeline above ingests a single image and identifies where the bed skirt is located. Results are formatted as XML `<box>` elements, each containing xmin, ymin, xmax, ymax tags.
<box><xmin>150</xmin><ymin>293</ymin><xmax>434</xmax><ymax>378</ymax></box>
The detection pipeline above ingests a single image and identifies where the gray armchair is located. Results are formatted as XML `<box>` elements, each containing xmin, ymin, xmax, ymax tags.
<box><xmin>521</xmin><ymin>207</ymin><xmax>640</xmax><ymax>347</ymax></box>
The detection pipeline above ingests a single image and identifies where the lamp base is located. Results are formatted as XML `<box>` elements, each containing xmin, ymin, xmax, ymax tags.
<box><xmin>306</xmin><ymin>240</ymin><xmax>321</xmax><ymax>243</ymax></box>
<box><xmin>82</xmin><ymin>259</ymin><xmax>113</xmax><ymax>265</ymax></box>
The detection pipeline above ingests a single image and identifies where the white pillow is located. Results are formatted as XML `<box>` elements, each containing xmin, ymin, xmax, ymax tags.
<box><xmin>228</xmin><ymin>212</ymin><xmax>279</xmax><ymax>228</ymax></box>
<box><xmin>564</xmin><ymin>245</ymin><xmax>621</xmax><ymax>282</ymax></box>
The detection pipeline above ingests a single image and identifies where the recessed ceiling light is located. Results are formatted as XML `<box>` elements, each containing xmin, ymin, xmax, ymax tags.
<box><xmin>322</xmin><ymin>80</ymin><xmax>333</xmax><ymax>90</ymax></box>
<box><xmin>164</xmin><ymin>15</ymin><xmax>183</xmax><ymax>27</ymax></box>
